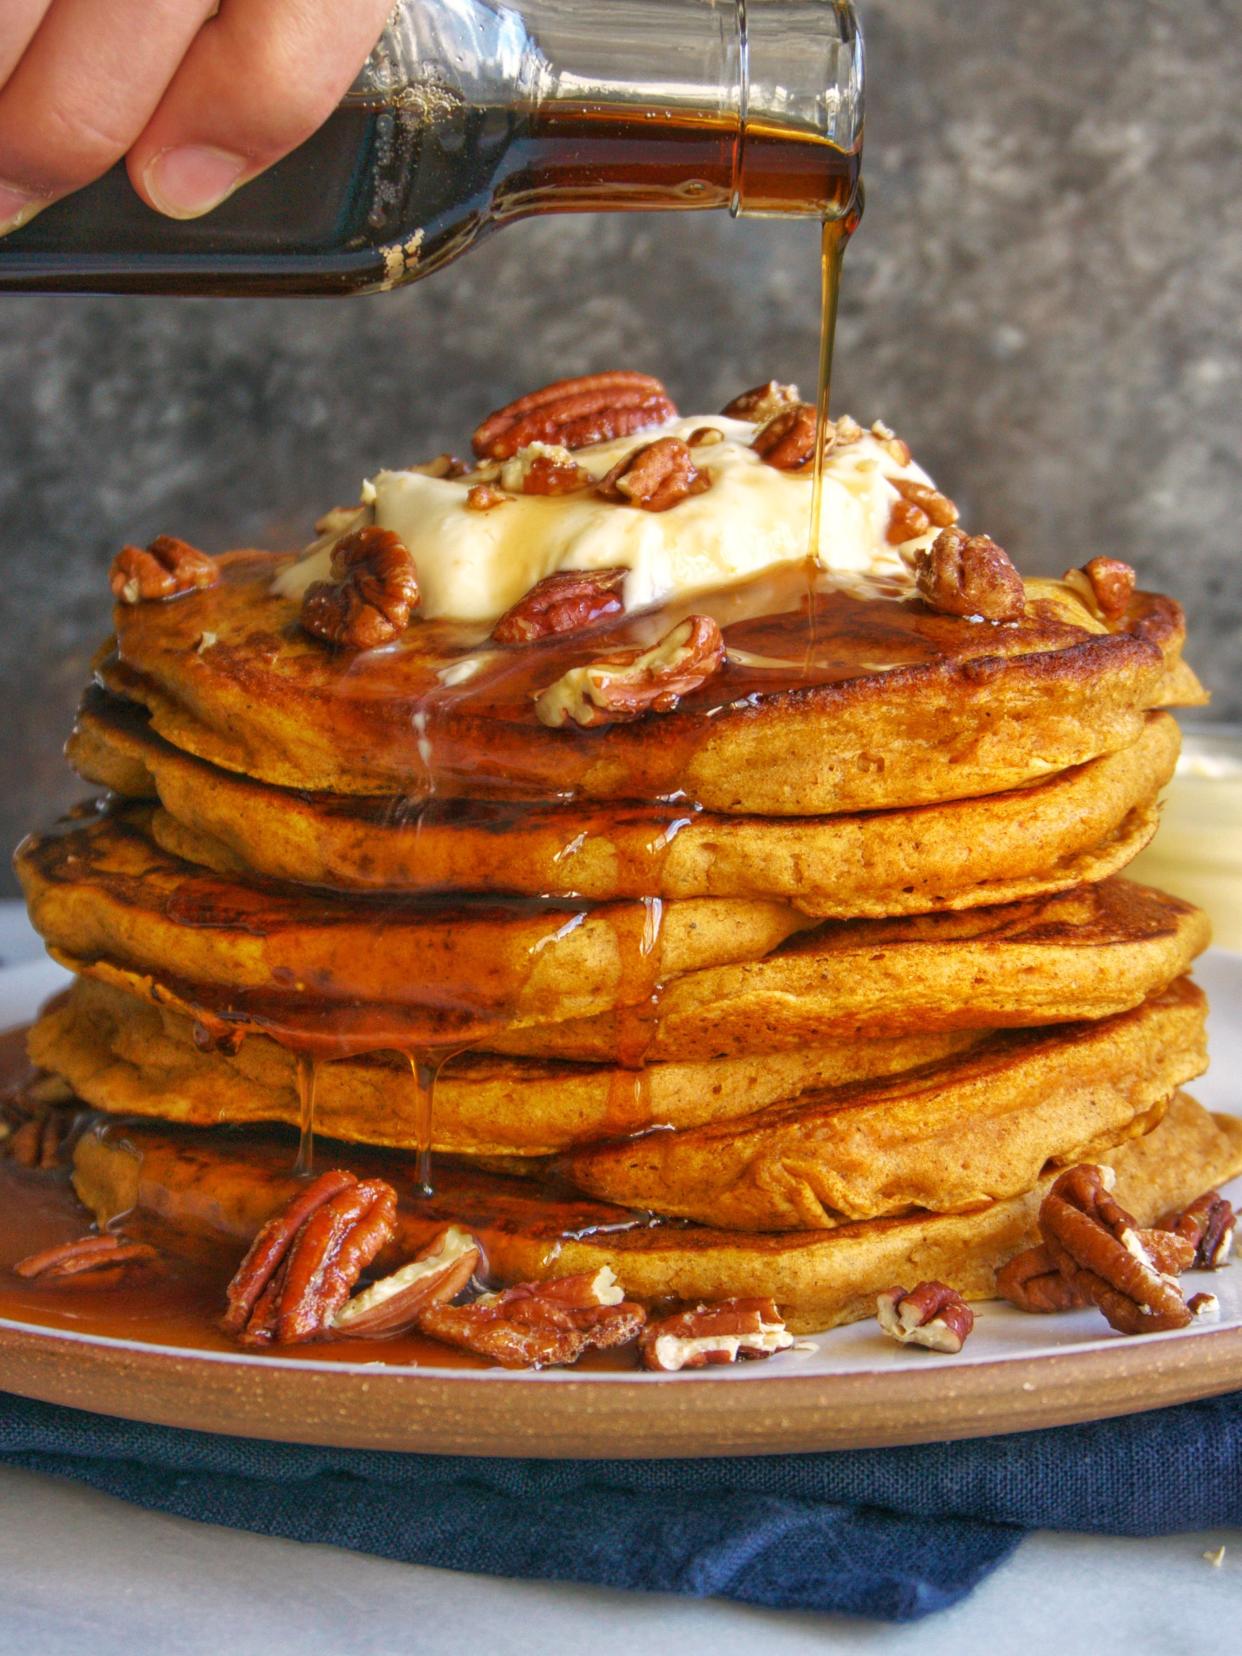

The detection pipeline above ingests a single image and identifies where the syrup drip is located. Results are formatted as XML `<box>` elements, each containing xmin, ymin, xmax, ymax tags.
<box><xmin>293</xmin><ymin>1051</ymin><xmax>319</xmax><ymax>1177</ymax></box>
<box><xmin>403</xmin><ymin>1045</ymin><xmax>468</xmax><ymax>1196</ymax></box>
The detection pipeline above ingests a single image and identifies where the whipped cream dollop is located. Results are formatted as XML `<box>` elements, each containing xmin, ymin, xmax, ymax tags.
<box><xmin>274</xmin><ymin>414</ymin><xmax>944</xmax><ymax>624</ymax></box>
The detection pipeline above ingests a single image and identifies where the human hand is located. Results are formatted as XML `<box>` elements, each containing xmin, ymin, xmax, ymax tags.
<box><xmin>0</xmin><ymin>0</ymin><xmax>396</xmax><ymax>236</ymax></box>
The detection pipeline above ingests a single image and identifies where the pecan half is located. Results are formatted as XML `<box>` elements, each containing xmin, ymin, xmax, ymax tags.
<box><xmin>752</xmin><ymin>403</ymin><xmax>819</xmax><ymax>471</ymax></box>
<box><xmin>534</xmin><ymin>613</ymin><xmax>724</xmax><ymax>730</ymax></box>
<box><xmin>1</xmin><ymin>1075</ymin><xmax>79</xmax><ymax>1169</ymax></box>
<box><xmin>110</xmin><ymin>535</ymin><xmax>219</xmax><ymax>605</ymax></box>
<box><xmin>492</xmin><ymin>567</ymin><xmax>627</xmax><ymax>644</ymax></box>
<box><xmin>889</xmin><ymin>476</ymin><xmax>959</xmax><ymax>530</ymax></box>
<box><xmin>876</xmin><ymin>1282</ymin><xmax>974</xmax><ymax>1352</ymax></box>
<box><xmin>1038</xmin><ymin>1164</ymin><xmax>1193</xmax><ymax>1335</ymax></box>
<box><xmin>498</xmin><ymin>444</ymin><xmax>592</xmax><ymax>496</ymax></box>
<box><xmin>417</xmin><ymin>1266</ymin><xmax>646</xmax><ymax>1369</ymax></box>
<box><xmin>300</xmin><ymin>526</ymin><xmax>420</xmax><ymax>650</ymax></box>
<box><xmin>639</xmin><ymin>1298</ymin><xmax>793</xmax><ymax>1372</ymax></box>
<box><xmin>14</xmin><ymin>1233</ymin><xmax>159</xmax><ymax>1288</ymax></box>
<box><xmin>472</xmin><ymin>373</ymin><xmax>677</xmax><ymax>460</ymax></box>
<box><xmin>720</xmin><ymin>381</ymin><xmax>801</xmax><ymax>423</ymax></box>
<box><xmin>1063</xmin><ymin>556</ymin><xmax>1137</xmax><ymax>622</ymax></box>
<box><xmin>223</xmin><ymin>1169</ymin><xmax>397</xmax><ymax>1347</ymax></box>
<box><xmin>997</xmin><ymin>1230</ymin><xmax>1196</xmax><ymax>1313</ymax></box>
<box><xmin>596</xmin><ymin>436</ymin><xmax>711</xmax><ymax>512</ymax></box>
<box><xmin>914</xmin><ymin>526</ymin><xmax>1025</xmax><ymax>622</ymax></box>
<box><xmin>1158</xmin><ymin>1190</ymin><xmax>1236</xmax><ymax>1270</ymax></box>
<box><xmin>332</xmin><ymin>1225</ymin><xmax>480</xmax><ymax>1338</ymax></box>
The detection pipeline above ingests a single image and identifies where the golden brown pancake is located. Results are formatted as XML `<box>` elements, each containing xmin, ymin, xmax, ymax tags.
<box><xmin>71</xmin><ymin>1091</ymin><xmax>1242</xmax><ymax>1334</ymax></box>
<box><xmin>16</xmin><ymin>808</ymin><xmax>808</xmax><ymax>1047</ymax></box>
<box><xmin>99</xmin><ymin>552</ymin><xmax>1204</xmax><ymax>813</ymax></box>
<box><xmin>72</xmin><ymin>689</ymin><xmax>1179</xmax><ymax>917</ymax></box>
<box><xmin>29</xmin><ymin>976</ymin><xmax>987</xmax><ymax>1157</ymax></box>
<box><xmin>489</xmin><ymin>879</ymin><xmax>1212</xmax><ymax>1060</ymax></box>
<box><xmin>557</xmin><ymin>979</ymin><xmax>1207</xmax><ymax>1228</ymax></box>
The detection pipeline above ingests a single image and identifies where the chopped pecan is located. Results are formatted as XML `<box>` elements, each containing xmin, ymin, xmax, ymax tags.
<box><xmin>14</xmin><ymin>1233</ymin><xmax>159</xmax><ymax>1287</ymax></box>
<box><xmin>498</xmin><ymin>443</ymin><xmax>592</xmax><ymax>496</ymax></box>
<box><xmin>300</xmin><ymin>526</ymin><xmax>420</xmax><ymax>650</ymax></box>
<box><xmin>834</xmin><ymin>414</ymin><xmax>864</xmax><ymax>445</ymax></box>
<box><xmin>110</xmin><ymin>535</ymin><xmax>219</xmax><ymax>605</ymax></box>
<box><xmin>596</xmin><ymin>436</ymin><xmax>711</xmax><ymax>512</ymax></box>
<box><xmin>686</xmin><ymin>425</ymin><xmax>725</xmax><ymax>448</ymax></box>
<box><xmin>1063</xmin><ymin>556</ymin><xmax>1138</xmax><ymax>622</ymax></box>
<box><xmin>997</xmin><ymin>1229</ymin><xmax>1195</xmax><ymax>1313</ymax></box>
<box><xmin>465</xmin><ymin>483</ymin><xmax>510</xmax><ymax>512</ymax></box>
<box><xmin>886</xmin><ymin>498</ymin><xmax>932</xmax><ymax>544</ymax></box>
<box><xmin>534</xmin><ymin>613</ymin><xmax>724</xmax><ymax>729</ymax></box>
<box><xmin>720</xmin><ymin>381</ymin><xmax>801</xmax><ymax>423</ymax></box>
<box><xmin>1187</xmin><ymin>1292</ymin><xmax>1221</xmax><ymax>1322</ymax></box>
<box><xmin>1039</xmin><ymin>1164</ymin><xmax>1193</xmax><ymax>1335</ymax></box>
<box><xmin>752</xmin><ymin>403</ymin><xmax>820</xmax><ymax>471</ymax></box>
<box><xmin>472</xmin><ymin>372</ymin><xmax>677</xmax><ymax>460</ymax></box>
<box><xmin>417</xmin><ymin>1266</ymin><xmax>646</xmax><ymax>1368</ymax></box>
<box><xmin>410</xmin><ymin>452</ymin><xmax>470</xmax><ymax>479</ymax></box>
<box><xmin>876</xmin><ymin>1281</ymin><xmax>974</xmax><ymax>1352</ymax></box>
<box><xmin>222</xmin><ymin>1170</ymin><xmax>397</xmax><ymax>1347</ymax></box>
<box><xmin>492</xmin><ymin>567</ymin><xmax>627</xmax><ymax>644</ymax></box>
<box><xmin>914</xmin><ymin>526</ymin><xmax>1025</xmax><ymax>622</ymax></box>
<box><xmin>639</xmin><ymin>1298</ymin><xmax>793</xmax><ymax>1372</ymax></box>
<box><xmin>332</xmin><ymin>1225</ymin><xmax>480</xmax><ymax>1338</ymax></box>
<box><xmin>1158</xmin><ymin>1190</ymin><xmax>1235</xmax><ymax>1270</ymax></box>
<box><xmin>889</xmin><ymin>476</ymin><xmax>959</xmax><ymax>529</ymax></box>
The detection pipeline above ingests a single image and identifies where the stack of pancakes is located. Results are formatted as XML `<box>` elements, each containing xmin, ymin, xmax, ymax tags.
<box><xmin>17</xmin><ymin>533</ymin><xmax>1242</xmax><ymax>1335</ymax></box>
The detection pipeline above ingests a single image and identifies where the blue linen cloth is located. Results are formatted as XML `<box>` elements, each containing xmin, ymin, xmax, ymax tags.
<box><xmin>2</xmin><ymin>1388</ymin><xmax>1239</xmax><ymax>1621</ymax></box>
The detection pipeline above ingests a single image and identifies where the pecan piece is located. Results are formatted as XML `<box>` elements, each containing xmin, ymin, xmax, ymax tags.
<box><xmin>639</xmin><ymin>1298</ymin><xmax>793</xmax><ymax>1372</ymax></box>
<box><xmin>417</xmin><ymin>1266</ymin><xmax>645</xmax><ymax>1369</ymax></box>
<box><xmin>534</xmin><ymin>613</ymin><xmax>724</xmax><ymax>729</ymax></box>
<box><xmin>465</xmin><ymin>483</ymin><xmax>510</xmax><ymax>512</ymax></box>
<box><xmin>914</xmin><ymin>526</ymin><xmax>1025</xmax><ymax>622</ymax></box>
<box><xmin>596</xmin><ymin>436</ymin><xmax>711</xmax><ymax>512</ymax></box>
<box><xmin>1038</xmin><ymin>1164</ymin><xmax>1194</xmax><ymax>1335</ymax></box>
<box><xmin>1</xmin><ymin>1075</ymin><xmax>79</xmax><ymax>1169</ymax></box>
<box><xmin>720</xmin><ymin>381</ymin><xmax>801</xmax><ymax>423</ymax></box>
<box><xmin>333</xmin><ymin>1225</ymin><xmax>481</xmax><ymax>1338</ymax></box>
<box><xmin>889</xmin><ymin>476</ymin><xmax>959</xmax><ymax>529</ymax></box>
<box><xmin>492</xmin><ymin>567</ymin><xmax>627</xmax><ymax>644</ymax></box>
<box><xmin>752</xmin><ymin>403</ymin><xmax>820</xmax><ymax>471</ymax></box>
<box><xmin>300</xmin><ymin>526</ymin><xmax>420</xmax><ymax>650</ymax></box>
<box><xmin>14</xmin><ymin>1233</ymin><xmax>160</xmax><ymax>1288</ymax></box>
<box><xmin>223</xmin><ymin>1169</ymin><xmax>397</xmax><ymax>1346</ymax></box>
<box><xmin>876</xmin><ymin>1282</ymin><xmax>974</xmax><ymax>1352</ymax></box>
<box><xmin>997</xmin><ymin>1230</ymin><xmax>1195</xmax><ymax>1313</ymax></box>
<box><xmin>110</xmin><ymin>535</ymin><xmax>219</xmax><ymax>605</ymax></box>
<box><xmin>1063</xmin><ymin>556</ymin><xmax>1138</xmax><ymax>622</ymax></box>
<box><xmin>498</xmin><ymin>443</ymin><xmax>592</xmax><ymax>496</ymax></box>
<box><xmin>409</xmin><ymin>452</ymin><xmax>470</xmax><ymax>479</ymax></box>
<box><xmin>1158</xmin><ymin>1190</ymin><xmax>1236</xmax><ymax>1270</ymax></box>
<box><xmin>473</xmin><ymin>372</ymin><xmax>677</xmax><ymax>460</ymax></box>
<box><xmin>886</xmin><ymin>498</ymin><xmax>932</xmax><ymax>544</ymax></box>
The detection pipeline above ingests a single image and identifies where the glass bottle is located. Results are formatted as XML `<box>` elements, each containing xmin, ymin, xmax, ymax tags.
<box><xmin>0</xmin><ymin>0</ymin><xmax>863</xmax><ymax>297</ymax></box>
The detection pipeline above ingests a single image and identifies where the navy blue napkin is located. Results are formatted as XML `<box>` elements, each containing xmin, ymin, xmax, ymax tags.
<box><xmin>2</xmin><ymin>1388</ymin><xmax>1240</xmax><ymax>1621</ymax></box>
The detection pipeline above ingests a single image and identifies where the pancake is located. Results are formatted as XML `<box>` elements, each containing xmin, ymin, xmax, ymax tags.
<box><xmin>100</xmin><ymin>552</ymin><xmax>1204</xmax><ymax>814</ymax></box>
<box><xmin>16</xmin><ymin>808</ymin><xmax>808</xmax><ymax>1047</ymax></box>
<box><xmin>489</xmin><ymin>879</ymin><xmax>1212</xmax><ymax>1060</ymax></box>
<box><xmin>71</xmin><ymin>1091</ymin><xmax>1242</xmax><ymax>1334</ymax></box>
<box><xmin>72</xmin><ymin>689</ymin><xmax>1179</xmax><ymax>916</ymax></box>
<box><xmin>28</xmin><ymin>976</ymin><xmax>987</xmax><ymax>1157</ymax></box>
<box><xmin>557</xmin><ymin>978</ymin><xmax>1207</xmax><ymax>1228</ymax></box>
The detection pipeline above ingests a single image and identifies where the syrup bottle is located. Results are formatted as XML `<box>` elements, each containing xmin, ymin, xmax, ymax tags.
<box><xmin>0</xmin><ymin>0</ymin><xmax>862</xmax><ymax>297</ymax></box>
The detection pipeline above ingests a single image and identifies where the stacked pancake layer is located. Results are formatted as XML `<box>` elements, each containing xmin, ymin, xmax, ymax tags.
<box><xmin>18</xmin><ymin>547</ymin><xmax>1242</xmax><ymax>1333</ymax></box>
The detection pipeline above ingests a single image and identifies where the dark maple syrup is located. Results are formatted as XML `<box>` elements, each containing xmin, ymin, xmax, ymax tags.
<box><xmin>0</xmin><ymin>102</ymin><xmax>859</xmax><ymax>297</ymax></box>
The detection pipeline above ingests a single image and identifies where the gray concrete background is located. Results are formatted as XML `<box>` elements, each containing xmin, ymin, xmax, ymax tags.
<box><xmin>2</xmin><ymin>0</ymin><xmax>1239</xmax><ymax>893</ymax></box>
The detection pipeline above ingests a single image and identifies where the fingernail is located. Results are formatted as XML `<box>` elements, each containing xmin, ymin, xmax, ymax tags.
<box><xmin>0</xmin><ymin>182</ymin><xmax>46</xmax><ymax>236</ymax></box>
<box><xmin>143</xmin><ymin>145</ymin><xmax>247</xmax><ymax>219</ymax></box>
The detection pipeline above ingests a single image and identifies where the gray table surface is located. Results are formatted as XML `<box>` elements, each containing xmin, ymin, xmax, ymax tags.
<box><xmin>1</xmin><ymin>901</ymin><xmax>1239</xmax><ymax>1651</ymax></box>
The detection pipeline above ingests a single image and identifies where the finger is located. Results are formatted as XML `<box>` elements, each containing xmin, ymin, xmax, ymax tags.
<box><xmin>0</xmin><ymin>1</ymin><xmax>54</xmax><ymax>86</ymax></box>
<box><xmin>0</xmin><ymin>0</ymin><xmax>217</xmax><ymax>234</ymax></box>
<box><xmin>127</xmin><ymin>0</ymin><xmax>394</xmax><ymax>221</ymax></box>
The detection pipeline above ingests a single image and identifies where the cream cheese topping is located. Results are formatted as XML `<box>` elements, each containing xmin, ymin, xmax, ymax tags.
<box><xmin>275</xmin><ymin>414</ymin><xmax>944</xmax><ymax>623</ymax></box>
